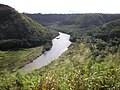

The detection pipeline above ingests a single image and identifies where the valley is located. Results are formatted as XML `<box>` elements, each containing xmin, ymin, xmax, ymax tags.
<box><xmin>0</xmin><ymin>4</ymin><xmax>120</xmax><ymax>90</ymax></box>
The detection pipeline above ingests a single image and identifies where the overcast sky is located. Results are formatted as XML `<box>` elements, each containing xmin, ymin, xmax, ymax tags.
<box><xmin>0</xmin><ymin>0</ymin><xmax>120</xmax><ymax>14</ymax></box>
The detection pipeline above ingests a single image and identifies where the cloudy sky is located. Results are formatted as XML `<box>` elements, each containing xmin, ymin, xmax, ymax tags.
<box><xmin>0</xmin><ymin>0</ymin><xmax>120</xmax><ymax>14</ymax></box>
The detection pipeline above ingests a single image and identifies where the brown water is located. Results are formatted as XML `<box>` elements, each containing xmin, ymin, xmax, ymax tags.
<box><xmin>21</xmin><ymin>32</ymin><xmax>71</xmax><ymax>73</ymax></box>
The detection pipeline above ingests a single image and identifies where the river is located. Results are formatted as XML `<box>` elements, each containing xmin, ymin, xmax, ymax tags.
<box><xmin>21</xmin><ymin>32</ymin><xmax>71</xmax><ymax>73</ymax></box>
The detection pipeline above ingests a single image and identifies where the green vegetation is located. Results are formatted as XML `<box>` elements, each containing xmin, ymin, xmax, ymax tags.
<box><xmin>0</xmin><ymin>4</ymin><xmax>58</xmax><ymax>74</ymax></box>
<box><xmin>25</xmin><ymin>13</ymin><xmax>71</xmax><ymax>26</ymax></box>
<box><xmin>0</xmin><ymin>46</ymin><xmax>43</xmax><ymax>73</ymax></box>
<box><xmin>0</xmin><ymin>43</ymin><xmax>119</xmax><ymax>89</ymax></box>
<box><xmin>59</xmin><ymin>14</ymin><xmax>120</xmax><ymax>29</ymax></box>
<box><xmin>0</xmin><ymin>4</ymin><xmax>57</xmax><ymax>50</ymax></box>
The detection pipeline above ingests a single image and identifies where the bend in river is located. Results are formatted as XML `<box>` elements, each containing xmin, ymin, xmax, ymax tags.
<box><xmin>21</xmin><ymin>32</ymin><xmax>71</xmax><ymax>73</ymax></box>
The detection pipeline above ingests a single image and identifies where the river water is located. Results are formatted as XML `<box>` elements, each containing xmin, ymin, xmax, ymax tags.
<box><xmin>21</xmin><ymin>32</ymin><xmax>71</xmax><ymax>73</ymax></box>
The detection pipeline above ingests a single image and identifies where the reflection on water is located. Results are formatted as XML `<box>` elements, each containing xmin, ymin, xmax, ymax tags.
<box><xmin>21</xmin><ymin>32</ymin><xmax>71</xmax><ymax>73</ymax></box>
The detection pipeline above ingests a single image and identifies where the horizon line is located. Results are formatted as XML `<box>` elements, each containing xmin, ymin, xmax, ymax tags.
<box><xmin>23</xmin><ymin>12</ymin><xmax>120</xmax><ymax>15</ymax></box>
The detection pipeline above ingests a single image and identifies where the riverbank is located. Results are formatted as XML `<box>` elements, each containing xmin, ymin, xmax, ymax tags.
<box><xmin>0</xmin><ymin>30</ymin><xmax>58</xmax><ymax>74</ymax></box>
<box><xmin>0</xmin><ymin>46</ymin><xmax>44</xmax><ymax>74</ymax></box>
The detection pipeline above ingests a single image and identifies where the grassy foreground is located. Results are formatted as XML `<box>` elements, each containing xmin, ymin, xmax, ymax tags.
<box><xmin>0</xmin><ymin>43</ymin><xmax>120</xmax><ymax>90</ymax></box>
<box><xmin>0</xmin><ymin>46</ymin><xmax>43</xmax><ymax>74</ymax></box>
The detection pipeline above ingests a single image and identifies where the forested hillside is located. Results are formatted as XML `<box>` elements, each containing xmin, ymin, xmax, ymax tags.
<box><xmin>25</xmin><ymin>13</ymin><xmax>71</xmax><ymax>26</ymax></box>
<box><xmin>59</xmin><ymin>14</ymin><xmax>120</xmax><ymax>29</ymax></box>
<box><xmin>0</xmin><ymin>4</ymin><xmax>56</xmax><ymax>50</ymax></box>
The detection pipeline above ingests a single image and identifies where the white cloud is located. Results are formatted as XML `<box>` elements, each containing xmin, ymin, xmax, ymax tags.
<box><xmin>0</xmin><ymin>0</ymin><xmax>120</xmax><ymax>14</ymax></box>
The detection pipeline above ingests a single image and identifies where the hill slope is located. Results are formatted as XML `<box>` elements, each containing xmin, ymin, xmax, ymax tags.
<box><xmin>25</xmin><ymin>13</ymin><xmax>71</xmax><ymax>26</ymax></box>
<box><xmin>26</xmin><ymin>13</ymin><xmax>120</xmax><ymax>29</ymax></box>
<box><xmin>59</xmin><ymin>14</ymin><xmax>120</xmax><ymax>29</ymax></box>
<box><xmin>0</xmin><ymin>4</ymin><xmax>53</xmax><ymax>50</ymax></box>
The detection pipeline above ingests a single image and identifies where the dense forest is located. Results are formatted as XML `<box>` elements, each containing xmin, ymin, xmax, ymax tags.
<box><xmin>0</xmin><ymin>4</ymin><xmax>120</xmax><ymax>90</ymax></box>
<box><xmin>25</xmin><ymin>13</ymin><xmax>72</xmax><ymax>26</ymax></box>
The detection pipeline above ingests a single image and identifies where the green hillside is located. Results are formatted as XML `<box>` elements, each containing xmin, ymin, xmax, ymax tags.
<box><xmin>96</xmin><ymin>19</ymin><xmax>120</xmax><ymax>40</ymax></box>
<box><xmin>25</xmin><ymin>13</ymin><xmax>71</xmax><ymax>26</ymax></box>
<box><xmin>0</xmin><ymin>4</ymin><xmax>55</xmax><ymax>50</ymax></box>
<box><xmin>59</xmin><ymin>14</ymin><xmax>120</xmax><ymax>29</ymax></box>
